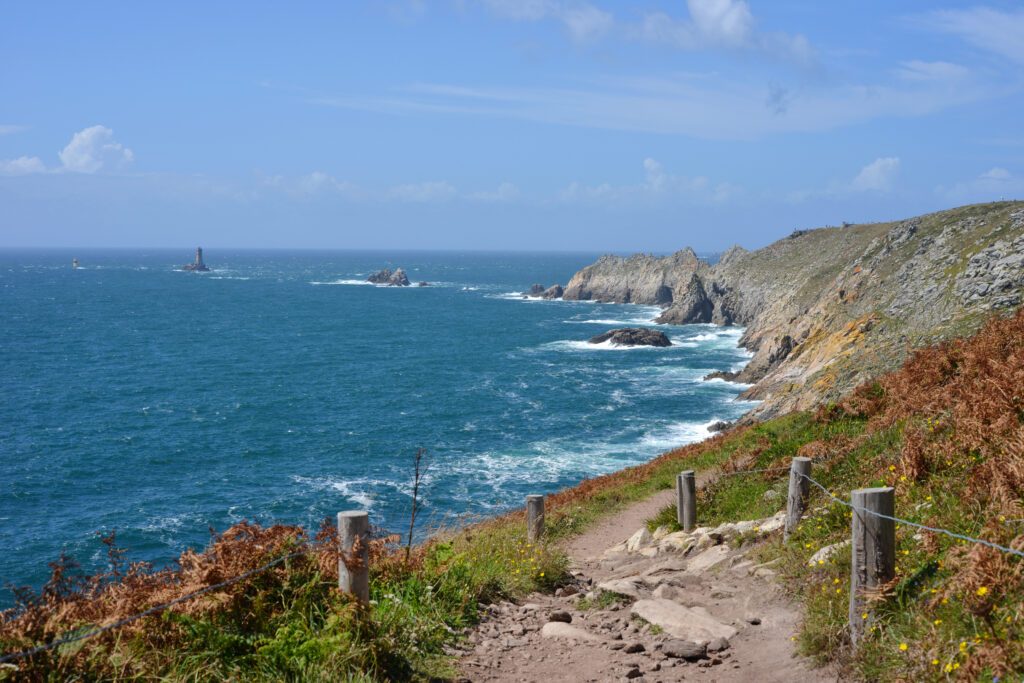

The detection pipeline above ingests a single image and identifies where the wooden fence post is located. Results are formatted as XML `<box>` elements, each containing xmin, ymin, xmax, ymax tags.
<box><xmin>848</xmin><ymin>487</ymin><xmax>895</xmax><ymax>648</ymax></box>
<box><xmin>338</xmin><ymin>511</ymin><xmax>370</xmax><ymax>604</ymax></box>
<box><xmin>784</xmin><ymin>457</ymin><xmax>812</xmax><ymax>541</ymax></box>
<box><xmin>677</xmin><ymin>470</ymin><xmax>696</xmax><ymax>531</ymax></box>
<box><xmin>526</xmin><ymin>495</ymin><xmax>545</xmax><ymax>543</ymax></box>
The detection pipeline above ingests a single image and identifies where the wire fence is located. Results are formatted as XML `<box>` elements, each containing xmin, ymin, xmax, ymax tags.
<box><xmin>795</xmin><ymin>472</ymin><xmax>1024</xmax><ymax>560</ymax></box>
<box><xmin>708</xmin><ymin>462</ymin><xmax>1024</xmax><ymax>561</ymax></box>
<box><xmin>5</xmin><ymin>461</ymin><xmax>1022</xmax><ymax>665</ymax></box>
<box><xmin>0</xmin><ymin>547</ymin><xmax>318</xmax><ymax>665</ymax></box>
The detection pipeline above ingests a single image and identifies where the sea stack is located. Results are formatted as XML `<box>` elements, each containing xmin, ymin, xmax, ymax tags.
<box><xmin>589</xmin><ymin>328</ymin><xmax>672</xmax><ymax>347</ymax></box>
<box><xmin>181</xmin><ymin>247</ymin><xmax>211</xmax><ymax>272</ymax></box>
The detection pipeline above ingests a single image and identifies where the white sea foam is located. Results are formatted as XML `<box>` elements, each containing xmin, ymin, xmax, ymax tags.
<box><xmin>638</xmin><ymin>419</ymin><xmax>723</xmax><ymax>450</ymax></box>
<box><xmin>309</xmin><ymin>279</ymin><xmax>374</xmax><ymax>286</ymax></box>
<box><xmin>542</xmin><ymin>339</ymin><xmax>666</xmax><ymax>352</ymax></box>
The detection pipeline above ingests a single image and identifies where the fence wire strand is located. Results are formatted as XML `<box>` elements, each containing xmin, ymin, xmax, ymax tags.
<box><xmin>0</xmin><ymin>548</ymin><xmax>316</xmax><ymax>665</ymax></box>
<box><xmin>796</xmin><ymin>472</ymin><xmax>1024</xmax><ymax>560</ymax></box>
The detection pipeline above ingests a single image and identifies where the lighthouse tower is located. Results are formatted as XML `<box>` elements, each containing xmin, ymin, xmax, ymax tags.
<box><xmin>194</xmin><ymin>247</ymin><xmax>205</xmax><ymax>269</ymax></box>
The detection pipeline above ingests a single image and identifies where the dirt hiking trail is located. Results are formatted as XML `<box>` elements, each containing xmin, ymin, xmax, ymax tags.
<box><xmin>458</xmin><ymin>473</ymin><xmax>838</xmax><ymax>682</ymax></box>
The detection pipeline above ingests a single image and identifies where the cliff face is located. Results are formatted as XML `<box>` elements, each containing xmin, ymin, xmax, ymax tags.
<box><xmin>562</xmin><ymin>248</ymin><xmax>702</xmax><ymax>304</ymax></box>
<box><xmin>559</xmin><ymin>202</ymin><xmax>1024</xmax><ymax>419</ymax></box>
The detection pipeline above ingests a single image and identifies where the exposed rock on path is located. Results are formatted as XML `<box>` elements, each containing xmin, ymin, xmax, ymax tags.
<box><xmin>458</xmin><ymin>476</ymin><xmax>829</xmax><ymax>682</ymax></box>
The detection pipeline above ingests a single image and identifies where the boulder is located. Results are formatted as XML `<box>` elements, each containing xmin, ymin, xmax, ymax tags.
<box><xmin>707</xmin><ymin>420</ymin><xmax>733</xmax><ymax>432</ymax></box>
<box><xmin>661</xmin><ymin>639</ymin><xmax>707</xmax><ymax>660</ymax></box>
<box><xmin>367</xmin><ymin>268</ymin><xmax>393</xmax><ymax>284</ymax></box>
<box><xmin>630</xmin><ymin>600</ymin><xmax>737</xmax><ymax>642</ymax></box>
<box><xmin>542</xmin><ymin>284</ymin><xmax>564</xmax><ymax>299</ymax></box>
<box><xmin>589</xmin><ymin>328</ymin><xmax>672</xmax><ymax>347</ymax></box>
<box><xmin>367</xmin><ymin>268</ymin><xmax>411</xmax><ymax>286</ymax></box>
<box><xmin>524</xmin><ymin>284</ymin><xmax>546</xmax><ymax>297</ymax></box>
<box><xmin>704</xmin><ymin>371</ymin><xmax>740</xmax><ymax>383</ymax></box>
<box><xmin>597</xmin><ymin>577</ymin><xmax>645</xmax><ymax>599</ymax></box>
<box><xmin>625</xmin><ymin>527</ymin><xmax>653</xmax><ymax>552</ymax></box>
<box><xmin>540</xmin><ymin>622</ymin><xmax>603</xmax><ymax>642</ymax></box>
<box><xmin>388</xmin><ymin>268</ymin><xmax>411</xmax><ymax>286</ymax></box>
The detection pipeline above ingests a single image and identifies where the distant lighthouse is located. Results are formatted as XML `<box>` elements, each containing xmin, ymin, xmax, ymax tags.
<box><xmin>181</xmin><ymin>247</ymin><xmax>211</xmax><ymax>272</ymax></box>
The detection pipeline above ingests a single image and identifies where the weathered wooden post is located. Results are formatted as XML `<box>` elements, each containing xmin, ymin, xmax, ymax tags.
<box><xmin>526</xmin><ymin>494</ymin><xmax>545</xmax><ymax>543</ymax></box>
<box><xmin>784</xmin><ymin>457</ymin><xmax>812</xmax><ymax>540</ymax></box>
<box><xmin>677</xmin><ymin>470</ymin><xmax>696</xmax><ymax>531</ymax></box>
<box><xmin>848</xmin><ymin>487</ymin><xmax>895</xmax><ymax>648</ymax></box>
<box><xmin>338</xmin><ymin>511</ymin><xmax>370</xmax><ymax>604</ymax></box>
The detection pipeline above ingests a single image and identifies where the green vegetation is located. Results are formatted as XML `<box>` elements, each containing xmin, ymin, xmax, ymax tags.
<box><xmin>5</xmin><ymin>309</ymin><xmax>1024</xmax><ymax>681</ymax></box>
<box><xmin>645</xmin><ymin>310</ymin><xmax>1024</xmax><ymax>681</ymax></box>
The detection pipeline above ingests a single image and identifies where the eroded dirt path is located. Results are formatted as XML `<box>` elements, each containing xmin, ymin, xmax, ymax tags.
<box><xmin>458</xmin><ymin>483</ymin><xmax>835</xmax><ymax>682</ymax></box>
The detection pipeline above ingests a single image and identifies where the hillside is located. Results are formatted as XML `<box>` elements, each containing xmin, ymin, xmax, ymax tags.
<box><xmin>561</xmin><ymin>201</ymin><xmax>1024</xmax><ymax>418</ymax></box>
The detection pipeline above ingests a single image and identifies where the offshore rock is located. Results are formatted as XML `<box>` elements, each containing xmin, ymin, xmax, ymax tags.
<box><xmin>367</xmin><ymin>268</ymin><xmax>411</xmax><ymax>286</ymax></box>
<box><xmin>542</xmin><ymin>284</ymin><xmax>564</xmax><ymax>299</ymax></box>
<box><xmin>525</xmin><ymin>284</ymin><xmax>546</xmax><ymax>297</ymax></box>
<box><xmin>589</xmin><ymin>328</ymin><xmax>672</xmax><ymax>347</ymax></box>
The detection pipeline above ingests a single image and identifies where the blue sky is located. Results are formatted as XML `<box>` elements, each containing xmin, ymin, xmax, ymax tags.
<box><xmin>1</xmin><ymin>1</ymin><xmax>1023</xmax><ymax>251</ymax></box>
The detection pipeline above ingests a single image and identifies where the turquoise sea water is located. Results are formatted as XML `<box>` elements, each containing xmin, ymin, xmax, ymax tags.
<box><xmin>0</xmin><ymin>249</ymin><xmax>753</xmax><ymax>603</ymax></box>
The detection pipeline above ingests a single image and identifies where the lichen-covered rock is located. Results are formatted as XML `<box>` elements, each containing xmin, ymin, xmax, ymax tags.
<box><xmin>555</xmin><ymin>202</ymin><xmax>1024</xmax><ymax>419</ymax></box>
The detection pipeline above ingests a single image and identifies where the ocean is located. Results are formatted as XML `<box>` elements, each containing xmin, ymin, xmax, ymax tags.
<box><xmin>0</xmin><ymin>249</ymin><xmax>753</xmax><ymax>603</ymax></box>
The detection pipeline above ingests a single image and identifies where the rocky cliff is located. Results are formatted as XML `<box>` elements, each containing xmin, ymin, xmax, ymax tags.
<box><xmin>559</xmin><ymin>201</ymin><xmax>1024</xmax><ymax>419</ymax></box>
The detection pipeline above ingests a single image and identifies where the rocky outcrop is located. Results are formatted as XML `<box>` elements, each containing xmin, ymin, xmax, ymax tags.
<box><xmin>655</xmin><ymin>274</ymin><xmax>712</xmax><ymax>324</ymax></box>
<box><xmin>557</xmin><ymin>202</ymin><xmax>1024</xmax><ymax>419</ymax></box>
<box><xmin>542</xmin><ymin>284</ymin><xmax>564</xmax><ymax>300</ymax></box>
<box><xmin>563</xmin><ymin>249</ymin><xmax>702</xmax><ymax>304</ymax></box>
<box><xmin>589</xmin><ymin>328</ymin><xmax>672</xmax><ymax>347</ymax></box>
<box><xmin>367</xmin><ymin>268</ymin><xmax>411</xmax><ymax>286</ymax></box>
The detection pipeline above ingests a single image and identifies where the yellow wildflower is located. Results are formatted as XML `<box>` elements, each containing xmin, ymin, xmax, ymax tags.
<box><xmin>898</xmin><ymin>643</ymin><xmax>908</xmax><ymax>652</ymax></box>
<box><xmin>976</xmin><ymin>586</ymin><xmax>989</xmax><ymax>597</ymax></box>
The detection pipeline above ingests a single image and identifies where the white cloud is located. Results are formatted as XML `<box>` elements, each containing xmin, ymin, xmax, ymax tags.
<box><xmin>919</xmin><ymin>7</ymin><xmax>1024</xmax><ymax>65</ymax></box>
<box><xmin>481</xmin><ymin>0</ymin><xmax>612</xmax><ymax>42</ymax></box>
<box><xmin>58</xmin><ymin>125</ymin><xmax>134</xmax><ymax>173</ymax></box>
<box><xmin>895</xmin><ymin>60</ymin><xmax>970</xmax><ymax>82</ymax></box>
<box><xmin>0</xmin><ymin>156</ymin><xmax>46</xmax><ymax>176</ymax></box>
<box><xmin>939</xmin><ymin>167</ymin><xmax>1024</xmax><ymax>201</ymax></box>
<box><xmin>635</xmin><ymin>0</ymin><xmax>815</xmax><ymax>64</ymax></box>
<box><xmin>470</xmin><ymin>181</ymin><xmax>521</xmax><ymax>202</ymax></box>
<box><xmin>263</xmin><ymin>171</ymin><xmax>362</xmax><ymax>198</ymax></box>
<box><xmin>0</xmin><ymin>124</ymin><xmax>28</xmax><ymax>136</ymax></box>
<box><xmin>389</xmin><ymin>180</ymin><xmax>458</xmax><ymax>202</ymax></box>
<box><xmin>561</xmin><ymin>157</ymin><xmax>736</xmax><ymax>204</ymax></box>
<box><xmin>850</xmin><ymin>157</ymin><xmax>900</xmax><ymax>192</ymax></box>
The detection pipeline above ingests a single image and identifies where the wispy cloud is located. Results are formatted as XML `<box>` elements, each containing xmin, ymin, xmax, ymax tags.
<box><xmin>0</xmin><ymin>124</ymin><xmax>28</xmax><ymax>136</ymax></box>
<box><xmin>0</xmin><ymin>156</ymin><xmax>46</xmax><ymax>176</ymax></box>
<box><xmin>632</xmin><ymin>0</ymin><xmax>816</xmax><ymax>65</ymax></box>
<box><xmin>560</xmin><ymin>157</ymin><xmax>737</xmax><ymax>205</ymax></box>
<box><xmin>938</xmin><ymin>167</ymin><xmax>1024</xmax><ymax>202</ymax></box>
<box><xmin>850</xmin><ymin>157</ymin><xmax>900</xmax><ymax>192</ymax></box>
<box><xmin>480</xmin><ymin>0</ymin><xmax>613</xmax><ymax>42</ymax></box>
<box><xmin>894</xmin><ymin>60</ymin><xmax>970</xmax><ymax>82</ymax></box>
<box><xmin>313</xmin><ymin>72</ymin><xmax>998</xmax><ymax>140</ymax></box>
<box><xmin>261</xmin><ymin>173</ymin><xmax>524</xmax><ymax>204</ymax></box>
<box><xmin>917</xmin><ymin>6</ymin><xmax>1024</xmax><ymax>65</ymax></box>
<box><xmin>789</xmin><ymin>157</ymin><xmax>901</xmax><ymax>202</ymax></box>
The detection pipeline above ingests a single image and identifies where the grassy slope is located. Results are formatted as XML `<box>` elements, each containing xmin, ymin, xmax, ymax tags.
<box><xmin>4</xmin><ymin>310</ymin><xmax>1023</xmax><ymax>681</ymax></box>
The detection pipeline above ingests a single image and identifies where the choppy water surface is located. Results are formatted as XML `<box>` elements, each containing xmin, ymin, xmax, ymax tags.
<box><xmin>0</xmin><ymin>250</ymin><xmax>753</xmax><ymax>600</ymax></box>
